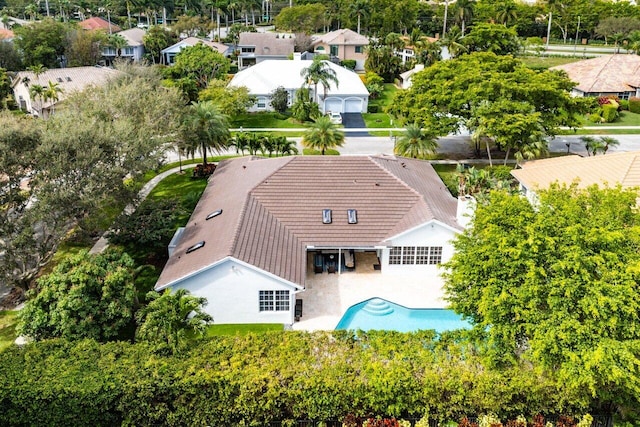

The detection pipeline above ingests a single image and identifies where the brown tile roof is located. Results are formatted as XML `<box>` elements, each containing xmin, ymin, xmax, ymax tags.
<box><xmin>0</xmin><ymin>28</ymin><xmax>14</xmax><ymax>39</ymax></box>
<box><xmin>238</xmin><ymin>32</ymin><xmax>294</xmax><ymax>56</ymax></box>
<box><xmin>314</xmin><ymin>29</ymin><xmax>369</xmax><ymax>46</ymax></box>
<box><xmin>78</xmin><ymin>17</ymin><xmax>121</xmax><ymax>32</ymax></box>
<box><xmin>511</xmin><ymin>151</ymin><xmax>640</xmax><ymax>190</ymax></box>
<box><xmin>550</xmin><ymin>54</ymin><xmax>640</xmax><ymax>93</ymax></box>
<box><xmin>156</xmin><ymin>155</ymin><xmax>459</xmax><ymax>289</ymax></box>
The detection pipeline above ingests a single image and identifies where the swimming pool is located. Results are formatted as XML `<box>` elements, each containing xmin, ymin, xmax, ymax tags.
<box><xmin>335</xmin><ymin>298</ymin><xmax>471</xmax><ymax>333</ymax></box>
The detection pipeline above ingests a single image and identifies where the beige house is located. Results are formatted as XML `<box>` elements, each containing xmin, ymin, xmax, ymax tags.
<box><xmin>313</xmin><ymin>29</ymin><xmax>369</xmax><ymax>71</ymax></box>
<box><xmin>550</xmin><ymin>54</ymin><xmax>640</xmax><ymax>99</ymax></box>
<box><xmin>511</xmin><ymin>151</ymin><xmax>640</xmax><ymax>202</ymax></box>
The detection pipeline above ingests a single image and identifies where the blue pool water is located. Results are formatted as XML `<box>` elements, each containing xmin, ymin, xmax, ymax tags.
<box><xmin>335</xmin><ymin>298</ymin><xmax>471</xmax><ymax>333</ymax></box>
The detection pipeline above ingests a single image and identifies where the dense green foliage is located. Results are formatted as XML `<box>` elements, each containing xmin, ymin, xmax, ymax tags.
<box><xmin>302</xmin><ymin>115</ymin><xmax>345</xmax><ymax>155</ymax></box>
<box><xmin>443</xmin><ymin>185</ymin><xmax>640</xmax><ymax>418</ymax></box>
<box><xmin>269</xmin><ymin>86</ymin><xmax>289</xmax><ymax>113</ymax></box>
<box><xmin>0</xmin><ymin>332</ymin><xmax>590</xmax><ymax>426</ymax></box>
<box><xmin>17</xmin><ymin>249</ymin><xmax>137</xmax><ymax>342</ymax></box>
<box><xmin>13</xmin><ymin>18</ymin><xmax>67</xmax><ymax>68</ymax></box>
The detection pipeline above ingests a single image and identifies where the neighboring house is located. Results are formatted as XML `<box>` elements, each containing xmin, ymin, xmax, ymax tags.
<box><xmin>395</xmin><ymin>36</ymin><xmax>438</xmax><ymax>65</ymax></box>
<box><xmin>511</xmin><ymin>151</ymin><xmax>640</xmax><ymax>202</ymax></box>
<box><xmin>161</xmin><ymin>37</ymin><xmax>230</xmax><ymax>65</ymax></box>
<box><xmin>550</xmin><ymin>54</ymin><xmax>640</xmax><ymax>99</ymax></box>
<box><xmin>78</xmin><ymin>16</ymin><xmax>121</xmax><ymax>33</ymax></box>
<box><xmin>228</xmin><ymin>57</ymin><xmax>369</xmax><ymax>113</ymax></box>
<box><xmin>103</xmin><ymin>28</ymin><xmax>146</xmax><ymax>62</ymax></box>
<box><xmin>312</xmin><ymin>29</ymin><xmax>368</xmax><ymax>71</ymax></box>
<box><xmin>11</xmin><ymin>66</ymin><xmax>121</xmax><ymax>117</ymax></box>
<box><xmin>0</xmin><ymin>28</ymin><xmax>15</xmax><ymax>41</ymax></box>
<box><xmin>236</xmin><ymin>32</ymin><xmax>294</xmax><ymax>69</ymax></box>
<box><xmin>399</xmin><ymin>64</ymin><xmax>425</xmax><ymax>89</ymax></box>
<box><xmin>155</xmin><ymin>155</ymin><xmax>469</xmax><ymax>325</ymax></box>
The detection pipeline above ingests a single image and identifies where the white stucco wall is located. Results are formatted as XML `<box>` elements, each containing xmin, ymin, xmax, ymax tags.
<box><xmin>380</xmin><ymin>221</ymin><xmax>458</xmax><ymax>274</ymax></box>
<box><xmin>171</xmin><ymin>258</ymin><xmax>300</xmax><ymax>324</ymax></box>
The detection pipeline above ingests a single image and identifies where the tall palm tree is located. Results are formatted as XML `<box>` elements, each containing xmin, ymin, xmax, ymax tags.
<box><xmin>43</xmin><ymin>80</ymin><xmax>63</xmax><ymax>115</ymax></box>
<box><xmin>183</xmin><ymin>101</ymin><xmax>230</xmax><ymax>166</ymax></box>
<box><xmin>28</xmin><ymin>84</ymin><xmax>45</xmax><ymax>116</ymax></box>
<box><xmin>300</xmin><ymin>57</ymin><xmax>339</xmax><ymax>105</ymax></box>
<box><xmin>495</xmin><ymin>1</ymin><xmax>518</xmax><ymax>26</ymax></box>
<box><xmin>349</xmin><ymin>0</ymin><xmax>369</xmax><ymax>34</ymax></box>
<box><xmin>455</xmin><ymin>0</ymin><xmax>475</xmax><ymax>36</ymax></box>
<box><xmin>302</xmin><ymin>115</ymin><xmax>345</xmax><ymax>155</ymax></box>
<box><xmin>394</xmin><ymin>124</ymin><xmax>438</xmax><ymax>159</ymax></box>
<box><xmin>439</xmin><ymin>26</ymin><xmax>467</xmax><ymax>58</ymax></box>
<box><xmin>108</xmin><ymin>34</ymin><xmax>128</xmax><ymax>57</ymax></box>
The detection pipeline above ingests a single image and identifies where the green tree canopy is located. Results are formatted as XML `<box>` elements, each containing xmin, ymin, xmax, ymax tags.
<box><xmin>14</xmin><ymin>18</ymin><xmax>69</xmax><ymax>68</ymax></box>
<box><xmin>165</xmin><ymin>43</ymin><xmax>231</xmax><ymax>94</ymax></box>
<box><xmin>462</xmin><ymin>23</ymin><xmax>521</xmax><ymax>56</ymax></box>
<box><xmin>443</xmin><ymin>185</ymin><xmax>640</xmax><ymax>414</ymax></box>
<box><xmin>198</xmin><ymin>79</ymin><xmax>256</xmax><ymax>116</ymax></box>
<box><xmin>302</xmin><ymin>115</ymin><xmax>345</xmax><ymax>155</ymax></box>
<box><xmin>143</xmin><ymin>25</ymin><xmax>178</xmax><ymax>64</ymax></box>
<box><xmin>18</xmin><ymin>249</ymin><xmax>137</xmax><ymax>342</ymax></box>
<box><xmin>274</xmin><ymin>3</ymin><xmax>326</xmax><ymax>34</ymax></box>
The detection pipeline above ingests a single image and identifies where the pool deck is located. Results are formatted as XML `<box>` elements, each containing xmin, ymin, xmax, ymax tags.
<box><xmin>292</xmin><ymin>253</ymin><xmax>448</xmax><ymax>331</ymax></box>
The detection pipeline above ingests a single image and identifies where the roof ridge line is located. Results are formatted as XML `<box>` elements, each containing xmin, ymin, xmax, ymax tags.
<box><xmin>587</xmin><ymin>54</ymin><xmax>616</xmax><ymax>93</ymax></box>
<box><xmin>621</xmin><ymin>154</ymin><xmax>640</xmax><ymax>186</ymax></box>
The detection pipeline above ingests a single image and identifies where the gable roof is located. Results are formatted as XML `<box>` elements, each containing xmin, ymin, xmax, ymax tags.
<box><xmin>511</xmin><ymin>151</ymin><xmax>640</xmax><ymax>190</ymax></box>
<box><xmin>0</xmin><ymin>28</ymin><xmax>14</xmax><ymax>40</ymax></box>
<box><xmin>314</xmin><ymin>29</ymin><xmax>369</xmax><ymax>46</ymax></box>
<box><xmin>116</xmin><ymin>28</ymin><xmax>145</xmax><ymax>46</ymax></box>
<box><xmin>238</xmin><ymin>32</ymin><xmax>295</xmax><ymax>56</ymax></box>
<box><xmin>12</xmin><ymin>66</ymin><xmax>122</xmax><ymax>110</ymax></box>
<box><xmin>550</xmin><ymin>54</ymin><xmax>640</xmax><ymax>93</ymax></box>
<box><xmin>78</xmin><ymin>16</ymin><xmax>121</xmax><ymax>32</ymax></box>
<box><xmin>161</xmin><ymin>37</ymin><xmax>229</xmax><ymax>54</ymax></box>
<box><xmin>228</xmin><ymin>59</ymin><xmax>368</xmax><ymax>96</ymax></box>
<box><xmin>156</xmin><ymin>155</ymin><xmax>459</xmax><ymax>289</ymax></box>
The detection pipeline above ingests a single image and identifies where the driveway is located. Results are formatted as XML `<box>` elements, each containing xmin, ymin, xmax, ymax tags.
<box><xmin>341</xmin><ymin>113</ymin><xmax>370</xmax><ymax>137</ymax></box>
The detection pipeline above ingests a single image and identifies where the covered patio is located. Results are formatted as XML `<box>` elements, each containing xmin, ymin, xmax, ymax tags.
<box><xmin>291</xmin><ymin>251</ymin><xmax>447</xmax><ymax>331</ymax></box>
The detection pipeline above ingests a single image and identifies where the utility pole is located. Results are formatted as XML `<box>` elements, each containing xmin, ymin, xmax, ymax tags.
<box><xmin>546</xmin><ymin>12</ymin><xmax>552</xmax><ymax>50</ymax></box>
<box><xmin>442</xmin><ymin>0</ymin><xmax>449</xmax><ymax>36</ymax></box>
<box><xmin>573</xmin><ymin>16</ymin><xmax>581</xmax><ymax>55</ymax></box>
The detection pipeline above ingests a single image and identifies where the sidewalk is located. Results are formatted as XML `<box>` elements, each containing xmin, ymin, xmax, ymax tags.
<box><xmin>89</xmin><ymin>164</ymin><xmax>197</xmax><ymax>254</ymax></box>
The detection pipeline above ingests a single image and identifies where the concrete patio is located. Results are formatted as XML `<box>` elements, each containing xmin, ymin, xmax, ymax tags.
<box><xmin>291</xmin><ymin>251</ymin><xmax>448</xmax><ymax>331</ymax></box>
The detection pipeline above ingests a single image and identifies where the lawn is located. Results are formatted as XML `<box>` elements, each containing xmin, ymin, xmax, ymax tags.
<box><xmin>581</xmin><ymin>111</ymin><xmax>640</xmax><ymax>127</ymax></box>
<box><xmin>0</xmin><ymin>310</ymin><xmax>18</xmax><ymax>352</ymax></box>
<box><xmin>368</xmin><ymin>83</ymin><xmax>397</xmax><ymax>110</ymax></box>
<box><xmin>206</xmin><ymin>323</ymin><xmax>284</xmax><ymax>336</ymax></box>
<box><xmin>231</xmin><ymin>112</ymin><xmax>305</xmax><ymax>129</ymax></box>
<box><xmin>519</xmin><ymin>55</ymin><xmax>582</xmax><ymax>69</ymax></box>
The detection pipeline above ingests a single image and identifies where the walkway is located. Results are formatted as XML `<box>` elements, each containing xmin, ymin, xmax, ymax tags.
<box><xmin>89</xmin><ymin>164</ymin><xmax>196</xmax><ymax>254</ymax></box>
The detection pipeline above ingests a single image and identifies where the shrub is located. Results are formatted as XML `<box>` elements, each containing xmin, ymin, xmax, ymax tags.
<box><xmin>619</xmin><ymin>99</ymin><xmax>629</xmax><ymax>110</ymax></box>
<box><xmin>303</xmin><ymin>148</ymin><xmax>340</xmax><ymax>155</ymax></box>
<box><xmin>193</xmin><ymin>163</ymin><xmax>216</xmax><ymax>177</ymax></box>
<box><xmin>488</xmin><ymin>165</ymin><xmax>514</xmax><ymax>181</ymax></box>
<box><xmin>588</xmin><ymin>113</ymin><xmax>604</xmax><ymax>123</ymax></box>
<box><xmin>364</xmin><ymin>71</ymin><xmax>384</xmax><ymax>86</ymax></box>
<box><xmin>340</xmin><ymin>59</ymin><xmax>356</xmax><ymax>70</ymax></box>
<box><xmin>629</xmin><ymin>96</ymin><xmax>640</xmax><ymax>113</ymax></box>
<box><xmin>270</xmin><ymin>86</ymin><xmax>289</xmax><ymax>113</ymax></box>
<box><xmin>601</xmin><ymin>103</ymin><xmax>618</xmax><ymax>122</ymax></box>
<box><xmin>366</xmin><ymin>82</ymin><xmax>384</xmax><ymax>99</ymax></box>
<box><xmin>368</xmin><ymin>105</ymin><xmax>379</xmax><ymax>113</ymax></box>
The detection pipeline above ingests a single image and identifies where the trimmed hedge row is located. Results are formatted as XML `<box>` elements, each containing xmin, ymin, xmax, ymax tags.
<box><xmin>0</xmin><ymin>332</ymin><xmax>590</xmax><ymax>426</ymax></box>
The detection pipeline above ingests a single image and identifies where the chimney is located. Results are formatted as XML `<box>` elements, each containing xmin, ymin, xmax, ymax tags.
<box><xmin>456</xmin><ymin>195</ymin><xmax>476</xmax><ymax>229</ymax></box>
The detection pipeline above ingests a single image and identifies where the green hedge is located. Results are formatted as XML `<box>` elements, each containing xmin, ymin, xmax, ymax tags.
<box><xmin>602</xmin><ymin>104</ymin><xmax>618</xmax><ymax>122</ymax></box>
<box><xmin>0</xmin><ymin>332</ymin><xmax>593</xmax><ymax>426</ymax></box>
<box><xmin>629</xmin><ymin>97</ymin><xmax>640</xmax><ymax>114</ymax></box>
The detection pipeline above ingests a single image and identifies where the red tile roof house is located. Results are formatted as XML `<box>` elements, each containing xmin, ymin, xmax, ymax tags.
<box><xmin>78</xmin><ymin>16</ymin><xmax>122</xmax><ymax>33</ymax></box>
<box><xmin>155</xmin><ymin>155</ymin><xmax>472</xmax><ymax>328</ymax></box>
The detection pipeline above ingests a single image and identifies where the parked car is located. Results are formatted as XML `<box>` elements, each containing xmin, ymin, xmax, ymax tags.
<box><xmin>328</xmin><ymin>111</ymin><xmax>342</xmax><ymax>124</ymax></box>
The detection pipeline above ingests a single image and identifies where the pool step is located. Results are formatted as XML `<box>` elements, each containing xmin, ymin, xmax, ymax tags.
<box><xmin>362</xmin><ymin>298</ymin><xmax>394</xmax><ymax>316</ymax></box>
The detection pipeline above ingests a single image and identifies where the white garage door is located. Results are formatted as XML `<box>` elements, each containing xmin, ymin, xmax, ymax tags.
<box><xmin>345</xmin><ymin>98</ymin><xmax>363</xmax><ymax>113</ymax></box>
<box><xmin>324</xmin><ymin>98</ymin><xmax>342</xmax><ymax>113</ymax></box>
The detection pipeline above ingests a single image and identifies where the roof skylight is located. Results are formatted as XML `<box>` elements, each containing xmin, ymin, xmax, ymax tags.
<box><xmin>186</xmin><ymin>241</ymin><xmax>205</xmax><ymax>254</ymax></box>
<box><xmin>206</xmin><ymin>209</ymin><xmax>223</xmax><ymax>220</ymax></box>
<box><xmin>322</xmin><ymin>209</ymin><xmax>332</xmax><ymax>224</ymax></box>
<box><xmin>347</xmin><ymin>209</ymin><xmax>358</xmax><ymax>224</ymax></box>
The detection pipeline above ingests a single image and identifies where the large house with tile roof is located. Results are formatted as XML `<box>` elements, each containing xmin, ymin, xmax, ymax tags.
<box><xmin>156</xmin><ymin>155</ymin><xmax>471</xmax><ymax>325</ymax></box>
<box><xmin>550</xmin><ymin>54</ymin><xmax>640</xmax><ymax>99</ymax></box>
<box><xmin>511</xmin><ymin>151</ymin><xmax>640</xmax><ymax>202</ymax></box>
<box><xmin>312</xmin><ymin>29</ymin><xmax>369</xmax><ymax>71</ymax></box>
<box><xmin>11</xmin><ymin>66</ymin><xmax>122</xmax><ymax>117</ymax></box>
<box><xmin>78</xmin><ymin>16</ymin><xmax>121</xmax><ymax>33</ymax></box>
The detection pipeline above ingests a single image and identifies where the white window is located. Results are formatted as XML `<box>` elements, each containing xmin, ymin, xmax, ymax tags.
<box><xmin>259</xmin><ymin>290</ymin><xmax>290</xmax><ymax>312</ymax></box>
<box><xmin>123</xmin><ymin>47</ymin><xmax>134</xmax><ymax>56</ymax></box>
<box><xmin>388</xmin><ymin>246</ymin><xmax>443</xmax><ymax>265</ymax></box>
<box><xmin>257</xmin><ymin>97</ymin><xmax>267</xmax><ymax>109</ymax></box>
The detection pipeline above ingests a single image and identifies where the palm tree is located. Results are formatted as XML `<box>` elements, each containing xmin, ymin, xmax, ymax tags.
<box><xmin>108</xmin><ymin>34</ymin><xmax>128</xmax><ymax>57</ymax></box>
<box><xmin>302</xmin><ymin>115</ymin><xmax>345</xmax><ymax>155</ymax></box>
<box><xmin>29</xmin><ymin>84</ymin><xmax>45</xmax><ymax>116</ymax></box>
<box><xmin>455</xmin><ymin>0</ymin><xmax>475</xmax><ymax>36</ymax></box>
<box><xmin>394</xmin><ymin>124</ymin><xmax>438</xmax><ymax>159</ymax></box>
<box><xmin>610</xmin><ymin>33</ymin><xmax>626</xmax><ymax>53</ymax></box>
<box><xmin>582</xmin><ymin>136</ymin><xmax>619</xmax><ymax>155</ymax></box>
<box><xmin>43</xmin><ymin>81</ymin><xmax>63</xmax><ymax>115</ymax></box>
<box><xmin>183</xmin><ymin>101</ymin><xmax>230</xmax><ymax>166</ymax></box>
<box><xmin>136</xmin><ymin>288</ymin><xmax>212</xmax><ymax>353</ymax></box>
<box><xmin>232</xmin><ymin>132</ymin><xmax>250</xmax><ymax>155</ymax></box>
<box><xmin>439</xmin><ymin>26</ymin><xmax>467</xmax><ymax>58</ymax></box>
<box><xmin>495</xmin><ymin>1</ymin><xmax>518</xmax><ymax>26</ymax></box>
<box><xmin>415</xmin><ymin>39</ymin><xmax>442</xmax><ymax>66</ymax></box>
<box><xmin>600</xmin><ymin>136</ymin><xmax>620</xmax><ymax>154</ymax></box>
<box><xmin>300</xmin><ymin>57</ymin><xmax>339</xmax><ymax>105</ymax></box>
<box><xmin>274</xmin><ymin>136</ymin><xmax>298</xmax><ymax>156</ymax></box>
<box><xmin>349</xmin><ymin>0</ymin><xmax>369</xmax><ymax>34</ymax></box>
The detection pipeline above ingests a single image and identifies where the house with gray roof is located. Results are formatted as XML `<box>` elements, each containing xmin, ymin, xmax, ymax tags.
<box><xmin>103</xmin><ymin>28</ymin><xmax>146</xmax><ymax>63</ymax></box>
<box><xmin>155</xmin><ymin>155</ymin><xmax>471</xmax><ymax>326</ymax></box>
<box><xmin>161</xmin><ymin>37</ymin><xmax>230</xmax><ymax>65</ymax></box>
<box><xmin>236</xmin><ymin>32</ymin><xmax>295</xmax><ymax>69</ymax></box>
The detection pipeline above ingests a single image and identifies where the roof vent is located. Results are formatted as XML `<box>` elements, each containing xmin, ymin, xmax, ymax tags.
<box><xmin>186</xmin><ymin>241</ymin><xmax>205</xmax><ymax>254</ymax></box>
<box><xmin>347</xmin><ymin>209</ymin><xmax>357</xmax><ymax>224</ymax></box>
<box><xmin>56</xmin><ymin>77</ymin><xmax>63</xmax><ymax>83</ymax></box>
<box><xmin>322</xmin><ymin>209</ymin><xmax>332</xmax><ymax>224</ymax></box>
<box><xmin>206</xmin><ymin>209</ymin><xmax>223</xmax><ymax>220</ymax></box>
<box><xmin>66</xmin><ymin>76</ymin><xmax>72</xmax><ymax>82</ymax></box>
